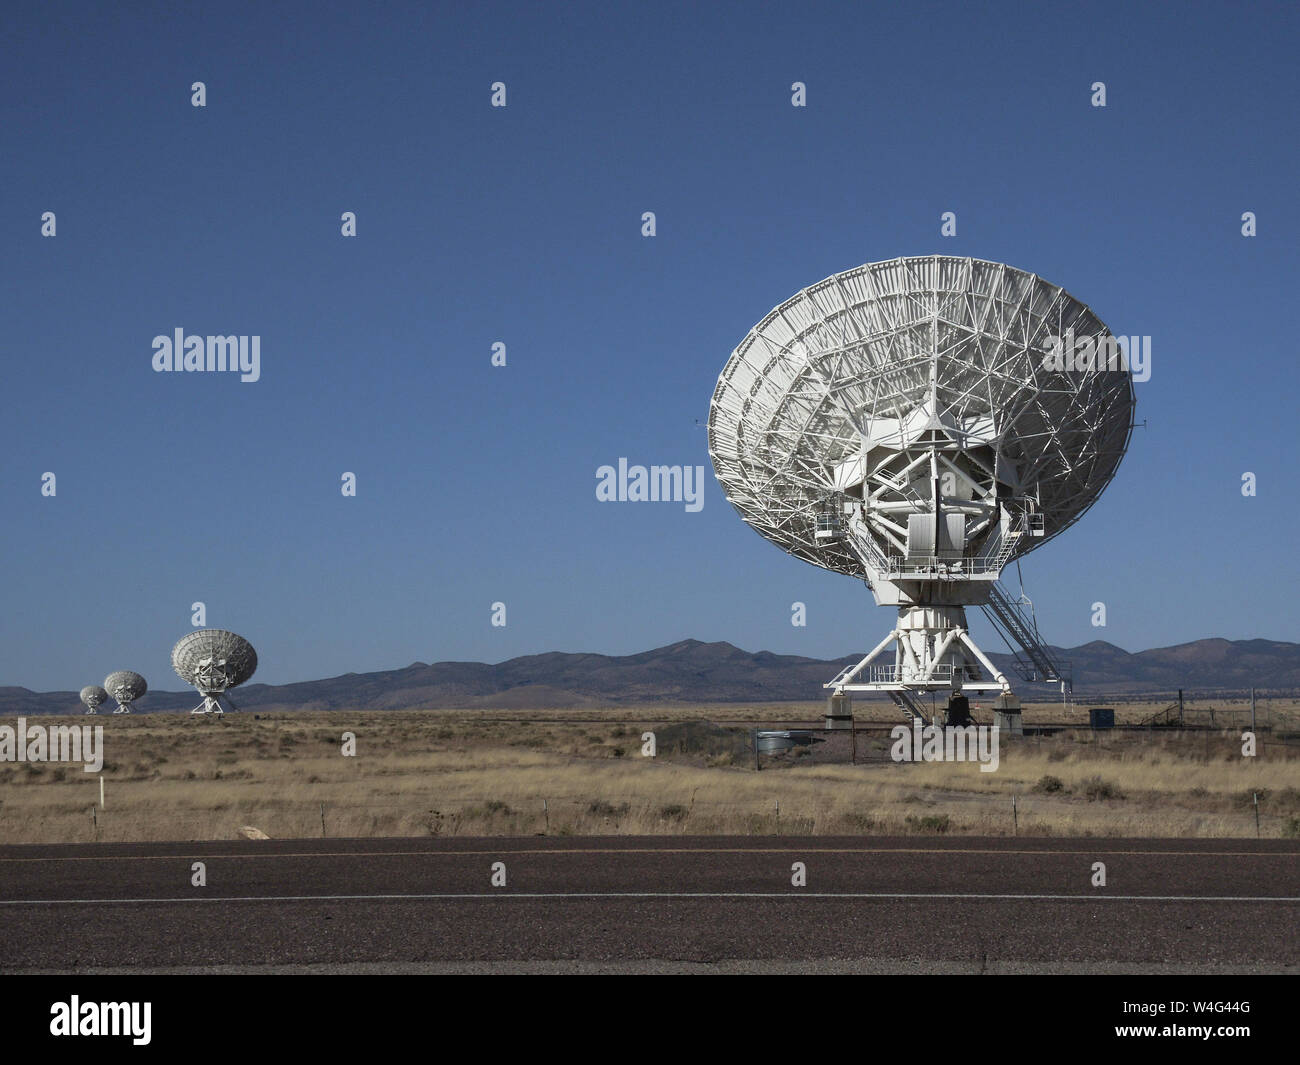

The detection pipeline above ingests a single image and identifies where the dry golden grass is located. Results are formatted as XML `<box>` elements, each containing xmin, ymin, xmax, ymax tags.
<box><xmin>0</xmin><ymin>705</ymin><xmax>1296</xmax><ymax>843</ymax></box>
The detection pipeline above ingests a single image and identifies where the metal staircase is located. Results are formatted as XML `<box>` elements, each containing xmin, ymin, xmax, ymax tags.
<box><xmin>887</xmin><ymin>689</ymin><xmax>931</xmax><ymax>724</ymax></box>
<box><xmin>981</xmin><ymin>581</ymin><xmax>1070</xmax><ymax>688</ymax></box>
<box><xmin>976</xmin><ymin>511</ymin><xmax>1044</xmax><ymax>574</ymax></box>
<box><xmin>985</xmin><ymin>526</ymin><xmax>1023</xmax><ymax>573</ymax></box>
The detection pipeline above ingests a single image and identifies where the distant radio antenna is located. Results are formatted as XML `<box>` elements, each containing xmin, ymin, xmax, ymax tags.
<box><xmin>79</xmin><ymin>685</ymin><xmax>108</xmax><ymax>715</ymax></box>
<box><xmin>103</xmin><ymin>671</ymin><xmax>148</xmax><ymax>714</ymax></box>
<box><xmin>171</xmin><ymin>629</ymin><xmax>258</xmax><ymax>715</ymax></box>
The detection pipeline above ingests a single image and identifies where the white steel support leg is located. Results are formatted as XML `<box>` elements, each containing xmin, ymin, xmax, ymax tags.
<box><xmin>828</xmin><ymin>629</ymin><xmax>899</xmax><ymax>689</ymax></box>
<box><xmin>930</xmin><ymin>626</ymin><xmax>961</xmax><ymax>676</ymax></box>
<box><xmin>898</xmin><ymin>633</ymin><xmax>923</xmax><ymax>679</ymax></box>
<box><xmin>956</xmin><ymin>628</ymin><xmax>1010</xmax><ymax>692</ymax></box>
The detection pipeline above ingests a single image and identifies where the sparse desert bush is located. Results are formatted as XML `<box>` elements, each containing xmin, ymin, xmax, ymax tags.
<box><xmin>1033</xmin><ymin>775</ymin><xmax>1065</xmax><ymax>794</ymax></box>
<box><xmin>905</xmin><ymin>814</ymin><xmax>951</xmax><ymax>834</ymax></box>
<box><xmin>1273</xmin><ymin>787</ymin><xmax>1300</xmax><ymax>812</ymax></box>
<box><xmin>1081</xmin><ymin>776</ymin><xmax>1125</xmax><ymax>801</ymax></box>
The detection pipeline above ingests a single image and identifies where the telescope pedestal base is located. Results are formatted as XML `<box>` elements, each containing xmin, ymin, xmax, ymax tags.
<box><xmin>190</xmin><ymin>693</ymin><xmax>236</xmax><ymax>715</ymax></box>
<box><xmin>824</xmin><ymin>692</ymin><xmax>853</xmax><ymax>730</ymax></box>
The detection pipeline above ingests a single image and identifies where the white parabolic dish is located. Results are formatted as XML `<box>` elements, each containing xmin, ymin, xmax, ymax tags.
<box><xmin>708</xmin><ymin>255</ymin><xmax>1133</xmax><ymax>582</ymax></box>
<box><xmin>171</xmin><ymin>629</ymin><xmax>258</xmax><ymax>689</ymax></box>
<box><xmin>707</xmin><ymin>255</ymin><xmax>1136</xmax><ymax>708</ymax></box>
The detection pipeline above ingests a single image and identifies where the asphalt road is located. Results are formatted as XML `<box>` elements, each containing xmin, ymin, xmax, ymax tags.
<box><xmin>1</xmin><ymin>837</ymin><xmax>1296</xmax><ymax>973</ymax></box>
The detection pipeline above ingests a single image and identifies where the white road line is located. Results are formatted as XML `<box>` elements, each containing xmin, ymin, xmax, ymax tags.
<box><xmin>0</xmin><ymin>892</ymin><xmax>1297</xmax><ymax>905</ymax></box>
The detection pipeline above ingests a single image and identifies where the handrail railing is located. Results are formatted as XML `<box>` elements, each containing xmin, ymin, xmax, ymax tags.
<box><xmin>843</xmin><ymin>510</ymin><xmax>1043</xmax><ymax>581</ymax></box>
<box><xmin>867</xmin><ymin>663</ymin><xmax>983</xmax><ymax>684</ymax></box>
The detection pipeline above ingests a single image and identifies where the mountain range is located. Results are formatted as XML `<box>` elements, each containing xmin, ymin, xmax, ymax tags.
<box><xmin>2</xmin><ymin>637</ymin><xmax>1298</xmax><ymax>716</ymax></box>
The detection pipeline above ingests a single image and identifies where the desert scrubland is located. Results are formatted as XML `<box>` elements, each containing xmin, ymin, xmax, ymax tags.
<box><xmin>1</xmin><ymin>698</ymin><xmax>1296</xmax><ymax>844</ymax></box>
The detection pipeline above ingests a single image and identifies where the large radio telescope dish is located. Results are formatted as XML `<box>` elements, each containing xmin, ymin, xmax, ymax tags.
<box><xmin>708</xmin><ymin>255</ymin><xmax>1135</xmax><ymax>722</ymax></box>
<box><xmin>171</xmin><ymin>629</ymin><xmax>258</xmax><ymax>715</ymax></box>
<box><xmin>80</xmin><ymin>685</ymin><xmax>108</xmax><ymax>715</ymax></box>
<box><xmin>103</xmin><ymin>671</ymin><xmax>147</xmax><ymax>714</ymax></box>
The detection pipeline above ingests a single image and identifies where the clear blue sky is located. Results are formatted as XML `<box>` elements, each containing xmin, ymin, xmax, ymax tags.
<box><xmin>2</xmin><ymin>1</ymin><xmax>1297</xmax><ymax>690</ymax></box>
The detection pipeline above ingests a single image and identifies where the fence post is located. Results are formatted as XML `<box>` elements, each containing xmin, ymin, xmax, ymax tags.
<box><xmin>320</xmin><ymin>802</ymin><xmax>327</xmax><ymax>838</ymax></box>
<box><xmin>1254</xmin><ymin>792</ymin><xmax>1260</xmax><ymax>838</ymax></box>
<box><xmin>1012</xmin><ymin>793</ymin><xmax>1018</xmax><ymax>836</ymax></box>
<box><xmin>543</xmin><ymin>798</ymin><xmax>549</xmax><ymax>833</ymax></box>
